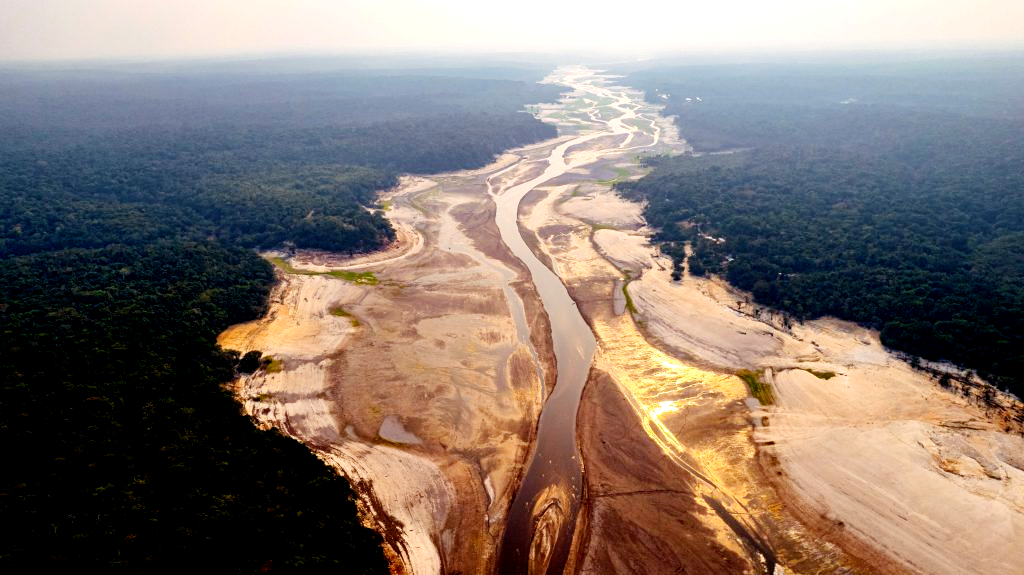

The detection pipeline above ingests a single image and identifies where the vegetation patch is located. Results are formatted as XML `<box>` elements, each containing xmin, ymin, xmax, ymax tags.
<box><xmin>597</xmin><ymin>167</ymin><xmax>632</xmax><ymax>185</ymax></box>
<box><xmin>237</xmin><ymin>350</ymin><xmax>264</xmax><ymax>374</ymax></box>
<box><xmin>805</xmin><ymin>369</ymin><xmax>837</xmax><ymax>380</ymax></box>
<box><xmin>329</xmin><ymin>306</ymin><xmax>352</xmax><ymax>317</ymax></box>
<box><xmin>263</xmin><ymin>357</ymin><xmax>284</xmax><ymax>373</ymax></box>
<box><xmin>329</xmin><ymin>306</ymin><xmax>360</xmax><ymax>327</ymax></box>
<box><xmin>327</xmin><ymin>270</ymin><xmax>379</xmax><ymax>285</ymax></box>
<box><xmin>270</xmin><ymin>256</ymin><xmax>379</xmax><ymax>285</ymax></box>
<box><xmin>622</xmin><ymin>280</ymin><xmax>638</xmax><ymax>315</ymax></box>
<box><xmin>621</xmin><ymin>61</ymin><xmax>1024</xmax><ymax>394</ymax></box>
<box><xmin>737</xmin><ymin>369</ymin><xmax>775</xmax><ymax>405</ymax></box>
<box><xmin>269</xmin><ymin>256</ymin><xmax>316</xmax><ymax>276</ymax></box>
<box><xmin>0</xmin><ymin>63</ymin><xmax>566</xmax><ymax>570</ymax></box>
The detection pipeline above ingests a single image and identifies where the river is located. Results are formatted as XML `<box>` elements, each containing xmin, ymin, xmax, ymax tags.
<box><xmin>492</xmin><ymin>66</ymin><xmax>657</xmax><ymax>575</ymax></box>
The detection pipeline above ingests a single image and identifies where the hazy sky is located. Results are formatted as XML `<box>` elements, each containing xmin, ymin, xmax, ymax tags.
<box><xmin>1</xmin><ymin>0</ymin><xmax>1022</xmax><ymax>61</ymax></box>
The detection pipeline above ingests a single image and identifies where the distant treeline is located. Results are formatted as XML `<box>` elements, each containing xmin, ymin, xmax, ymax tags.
<box><xmin>0</xmin><ymin>63</ymin><xmax>561</xmax><ymax>569</ymax></box>
<box><xmin>620</xmin><ymin>56</ymin><xmax>1024</xmax><ymax>394</ymax></box>
<box><xmin>0</xmin><ymin>71</ymin><xmax>560</xmax><ymax>257</ymax></box>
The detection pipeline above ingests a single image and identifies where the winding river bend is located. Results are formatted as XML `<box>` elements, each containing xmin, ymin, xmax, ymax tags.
<box><xmin>494</xmin><ymin>67</ymin><xmax>660</xmax><ymax>575</ymax></box>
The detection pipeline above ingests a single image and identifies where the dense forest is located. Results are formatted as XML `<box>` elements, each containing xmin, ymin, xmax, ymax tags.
<box><xmin>0</xmin><ymin>61</ymin><xmax>561</xmax><ymax>569</ymax></box>
<box><xmin>619</xmin><ymin>55</ymin><xmax>1024</xmax><ymax>394</ymax></box>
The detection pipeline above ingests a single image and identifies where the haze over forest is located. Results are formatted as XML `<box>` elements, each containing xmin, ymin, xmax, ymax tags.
<box><xmin>2</xmin><ymin>0</ymin><xmax>1023</xmax><ymax>61</ymax></box>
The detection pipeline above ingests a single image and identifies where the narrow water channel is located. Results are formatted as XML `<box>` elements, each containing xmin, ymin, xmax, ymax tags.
<box><xmin>493</xmin><ymin>67</ymin><xmax>642</xmax><ymax>575</ymax></box>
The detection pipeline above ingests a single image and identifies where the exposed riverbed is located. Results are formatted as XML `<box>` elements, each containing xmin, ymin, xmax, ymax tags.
<box><xmin>492</xmin><ymin>67</ymin><xmax>664</xmax><ymax>575</ymax></box>
<box><xmin>219</xmin><ymin>66</ymin><xmax>1024</xmax><ymax>575</ymax></box>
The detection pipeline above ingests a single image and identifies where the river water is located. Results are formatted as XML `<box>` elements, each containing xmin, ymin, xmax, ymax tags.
<box><xmin>493</xmin><ymin>67</ymin><xmax>651</xmax><ymax>575</ymax></box>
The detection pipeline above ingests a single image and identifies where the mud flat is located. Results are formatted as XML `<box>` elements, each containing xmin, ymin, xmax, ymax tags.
<box><xmin>216</xmin><ymin>65</ymin><xmax>730</xmax><ymax>574</ymax></box>
<box><xmin>489</xmin><ymin>66</ymin><xmax>731</xmax><ymax>575</ymax></box>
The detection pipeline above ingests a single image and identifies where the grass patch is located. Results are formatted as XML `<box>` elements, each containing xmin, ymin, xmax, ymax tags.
<box><xmin>329</xmin><ymin>306</ymin><xmax>360</xmax><ymax>327</ymax></box>
<box><xmin>622</xmin><ymin>281</ymin><xmax>637</xmax><ymax>315</ymax></box>
<box><xmin>379</xmin><ymin>200</ymin><xmax>393</xmax><ymax>211</ymax></box>
<box><xmin>263</xmin><ymin>357</ymin><xmax>284</xmax><ymax>373</ymax></box>
<box><xmin>805</xmin><ymin>369</ymin><xmax>836</xmax><ymax>380</ymax></box>
<box><xmin>270</xmin><ymin>255</ymin><xmax>378</xmax><ymax>285</ymax></box>
<box><xmin>269</xmin><ymin>256</ymin><xmax>316</xmax><ymax>276</ymax></box>
<box><xmin>556</xmin><ymin>186</ymin><xmax>585</xmax><ymax>206</ymax></box>
<box><xmin>737</xmin><ymin>369</ymin><xmax>775</xmax><ymax>405</ymax></box>
<box><xmin>597</xmin><ymin>167</ymin><xmax>632</xmax><ymax>185</ymax></box>
<box><xmin>326</xmin><ymin>270</ymin><xmax>378</xmax><ymax>285</ymax></box>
